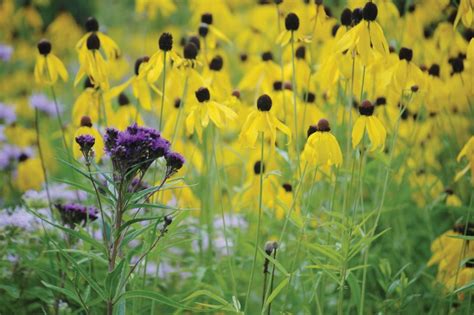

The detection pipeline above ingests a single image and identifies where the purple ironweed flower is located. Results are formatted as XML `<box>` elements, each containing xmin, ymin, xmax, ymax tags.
<box><xmin>0</xmin><ymin>44</ymin><xmax>13</xmax><ymax>62</ymax></box>
<box><xmin>165</xmin><ymin>151</ymin><xmax>185</xmax><ymax>177</ymax></box>
<box><xmin>0</xmin><ymin>102</ymin><xmax>16</xmax><ymax>124</ymax></box>
<box><xmin>29</xmin><ymin>93</ymin><xmax>61</xmax><ymax>117</ymax></box>
<box><xmin>75</xmin><ymin>134</ymin><xmax>95</xmax><ymax>160</ymax></box>
<box><xmin>55</xmin><ymin>203</ymin><xmax>98</xmax><ymax>228</ymax></box>
<box><xmin>105</xmin><ymin>124</ymin><xmax>171</xmax><ymax>179</ymax></box>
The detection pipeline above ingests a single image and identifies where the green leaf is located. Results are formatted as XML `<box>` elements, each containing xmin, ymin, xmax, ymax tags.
<box><xmin>306</xmin><ymin>242</ymin><xmax>342</xmax><ymax>264</ymax></box>
<box><xmin>116</xmin><ymin>216</ymin><xmax>163</xmax><ymax>236</ymax></box>
<box><xmin>454</xmin><ymin>281</ymin><xmax>474</xmax><ymax>294</ymax></box>
<box><xmin>41</xmin><ymin>281</ymin><xmax>81</xmax><ymax>305</ymax></box>
<box><xmin>118</xmin><ymin>290</ymin><xmax>199</xmax><ymax>311</ymax></box>
<box><xmin>50</xmin><ymin>242</ymin><xmax>106</xmax><ymax>300</ymax></box>
<box><xmin>262</xmin><ymin>276</ymin><xmax>290</xmax><ymax>310</ymax></box>
<box><xmin>0</xmin><ymin>284</ymin><xmax>19</xmax><ymax>298</ymax></box>
<box><xmin>183</xmin><ymin>289</ymin><xmax>230</xmax><ymax>306</ymax></box>
<box><xmin>258</xmin><ymin>248</ymin><xmax>289</xmax><ymax>276</ymax></box>
<box><xmin>105</xmin><ymin>259</ymin><xmax>127</xmax><ymax>299</ymax></box>
<box><xmin>24</xmin><ymin>207</ymin><xmax>107</xmax><ymax>252</ymax></box>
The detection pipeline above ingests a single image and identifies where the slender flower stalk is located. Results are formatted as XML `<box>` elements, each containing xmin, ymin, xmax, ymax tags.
<box><xmin>448</xmin><ymin>191</ymin><xmax>473</xmax><ymax>311</ymax></box>
<box><xmin>244</xmin><ymin>131</ymin><xmax>265</xmax><ymax>313</ymax></box>
<box><xmin>359</xmin><ymin>91</ymin><xmax>413</xmax><ymax>314</ymax></box>
<box><xmin>158</xmin><ymin>51</ymin><xmax>167</xmax><ymax>130</ymax></box>
<box><xmin>267</xmin><ymin>244</ymin><xmax>278</xmax><ymax>315</ymax></box>
<box><xmin>34</xmin><ymin>108</ymin><xmax>53</xmax><ymax>212</ymax></box>
<box><xmin>290</xmin><ymin>25</ymin><xmax>300</xmax><ymax>173</ymax></box>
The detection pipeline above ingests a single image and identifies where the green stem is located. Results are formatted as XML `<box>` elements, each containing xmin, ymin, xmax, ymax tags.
<box><xmin>290</xmin><ymin>31</ymin><xmax>301</xmax><ymax>174</ymax></box>
<box><xmin>158</xmin><ymin>51</ymin><xmax>167</xmax><ymax>131</ymax></box>
<box><xmin>244</xmin><ymin>132</ymin><xmax>265</xmax><ymax>313</ymax></box>
<box><xmin>171</xmin><ymin>73</ymin><xmax>189</xmax><ymax>145</ymax></box>
<box><xmin>359</xmin><ymin>92</ymin><xmax>409</xmax><ymax>315</ymax></box>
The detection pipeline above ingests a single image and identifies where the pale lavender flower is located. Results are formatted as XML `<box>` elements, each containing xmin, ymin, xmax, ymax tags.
<box><xmin>29</xmin><ymin>93</ymin><xmax>61</xmax><ymax>117</ymax></box>
<box><xmin>6</xmin><ymin>253</ymin><xmax>19</xmax><ymax>263</ymax></box>
<box><xmin>0</xmin><ymin>125</ymin><xmax>5</xmax><ymax>142</ymax></box>
<box><xmin>0</xmin><ymin>207</ymin><xmax>43</xmax><ymax>231</ymax></box>
<box><xmin>0</xmin><ymin>145</ymin><xmax>22</xmax><ymax>170</ymax></box>
<box><xmin>0</xmin><ymin>102</ymin><xmax>16</xmax><ymax>124</ymax></box>
<box><xmin>23</xmin><ymin>183</ymin><xmax>87</xmax><ymax>207</ymax></box>
<box><xmin>0</xmin><ymin>44</ymin><xmax>13</xmax><ymax>62</ymax></box>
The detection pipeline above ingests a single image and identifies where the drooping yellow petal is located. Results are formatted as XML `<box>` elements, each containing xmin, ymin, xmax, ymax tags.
<box><xmin>50</xmin><ymin>54</ymin><xmax>69</xmax><ymax>82</ymax></box>
<box><xmin>352</xmin><ymin>116</ymin><xmax>366</xmax><ymax>148</ymax></box>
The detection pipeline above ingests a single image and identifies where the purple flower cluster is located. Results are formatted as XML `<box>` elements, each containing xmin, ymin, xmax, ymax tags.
<box><xmin>55</xmin><ymin>203</ymin><xmax>98</xmax><ymax>227</ymax></box>
<box><xmin>105</xmin><ymin>124</ymin><xmax>172</xmax><ymax>179</ymax></box>
<box><xmin>29</xmin><ymin>93</ymin><xmax>61</xmax><ymax>117</ymax></box>
<box><xmin>0</xmin><ymin>44</ymin><xmax>13</xmax><ymax>62</ymax></box>
<box><xmin>75</xmin><ymin>134</ymin><xmax>95</xmax><ymax>159</ymax></box>
<box><xmin>0</xmin><ymin>102</ymin><xmax>16</xmax><ymax>124</ymax></box>
<box><xmin>165</xmin><ymin>151</ymin><xmax>186</xmax><ymax>177</ymax></box>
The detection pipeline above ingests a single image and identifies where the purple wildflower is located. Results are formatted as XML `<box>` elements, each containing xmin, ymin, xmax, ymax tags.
<box><xmin>0</xmin><ymin>102</ymin><xmax>16</xmax><ymax>124</ymax></box>
<box><xmin>165</xmin><ymin>151</ymin><xmax>185</xmax><ymax>177</ymax></box>
<box><xmin>0</xmin><ymin>145</ymin><xmax>22</xmax><ymax>170</ymax></box>
<box><xmin>55</xmin><ymin>203</ymin><xmax>98</xmax><ymax>227</ymax></box>
<box><xmin>75</xmin><ymin>134</ymin><xmax>95</xmax><ymax>160</ymax></box>
<box><xmin>29</xmin><ymin>93</ymin><xmax>61</xmax><ymax>117</ymax></box>
<box><xmin>105</xmin><ymin>124</ymin><xmax>171</xmax><ymax>180</ymax></box>
<box><xmin>0</xmin><ymin>44</ymin><xmax>13</xmax><ymax>62</ymax></box>
<box><xmin>0</xmin><ymin>207</ymin><xmax>45</xmax><ymax>232</ymax></box>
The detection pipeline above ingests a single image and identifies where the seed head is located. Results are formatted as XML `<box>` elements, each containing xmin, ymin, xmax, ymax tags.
<box><xmin>341</xmin><ymin>8</ymin><xmax>352</xmax><ymax>26</ymax></box>
<box><xmin>85</xmin><ymin>17</ymin><xmax>99</xmax><ymax>32</ymax></box>
<box><xmin>159</xmin><ymin>32</ymin><xmax>173</xmax><ymax>51</ymax></box>
<box><xmin>253</xmin><ymin>160</ymin><xmax>265</xmax><ymax>174</ymax></box>
<box><xmin>257</xmin><ymin>94</ymin><xmax>272</xmax><ymax>111</ymax></box>
<box><xmin>399</xmin><ymin>47</ymin><xmax>413</xmax><ymax>62</ymax></box>
<box><xmin>317</xmin><ymin>118</ymin><xmax>330</xmax><ymax>132</ymax></box>
<box><xmin>195</xmin><ymin>87</ymin><xmax>211</xmax><ymax>102</ymax></box>
<box><xmin>359</xmin><ymin>100</ymin><xmax>374</xmax><ymax>116</ymax></box>
<box><xmin>37</xmin><ymin>39</ymin><xmax>51</xmax><ymax>55</ymax></box>
<box><xmin>362</xmin><ymin>2</ymin><xmax>378</xmax><ymax>21</ymax></box>
<box><xmin>285</xmin><ymin>12</ymin><xmax>300</xmax><ymax>31</ymax></box>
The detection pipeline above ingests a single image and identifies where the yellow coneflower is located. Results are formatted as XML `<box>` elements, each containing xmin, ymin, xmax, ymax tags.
<box><xmin>110</xmin><ymin>93</ymin><xmax>144</xmax><ymax>130</ymax></box>
<box><xmin>74</xmin><ymin>33</ymin><xmax>109</xmax><ymax>90</ymax></box>
<box><xmin>34</xmin><ymin>39</ymin><xmax>68</xmax><ymax>85</ymax></box>
<box><xmin>15</xmin><ymin>153</ymin><xmax>45</xmax><ymax>192</ymax></box>
<box><xmin>108</xmin><ymin>56</ymin><xmax>153</xmax><ymax>111</ymax></box>
<box><xmin>238</xmin><ymin>94</ymin><xmax>291</xmax><ymax>148</ymax></box>
<box><xmin>301</xmin><ymin>119</ymin><xmax>343</xmax><ymax>167</ymax></box>
<box><xmin>352</xmin><ymin>100</ymin><xmax>387</xmax><ymax>151</ymax></box>
<box><xmin>454</xmin><ymin>0</ymin><xmax>473</xmax><ymax>29</ymax></box>
<box><xmin>185</xmin><ymin>87</ymin><xmax>237</xmax><ymax>140</ymax></box>
<box><xmin>276</xmin><ymin>12</ymin><xmax>311</xmax><ymax>46</ymax></box>
<box><xmin>76</xmin><ymin>17</ymin><xmax>120</xmax><ymax>61</ymax></box>
<box><xmin>336</xmin><ymin>2</ymin><xmax>389</xmax><ymax>65</ymax></box>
